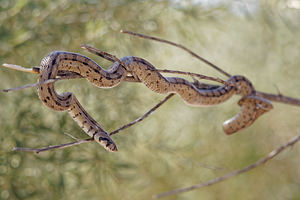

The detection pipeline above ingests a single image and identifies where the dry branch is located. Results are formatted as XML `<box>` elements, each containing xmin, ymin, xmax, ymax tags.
<box><xmin>256</xmin><ymin>91</ymin><xmax>300</xmax><ymax>106</ymax></box>
<box><xmin>12</xmin><ymin>94</ymin><xmax>175</xmax><ymax>153</ymax></box>
<box><xmin>120</xmin><ymin>30</ymin><xmax>232</xmax><ymax>77</ymax></box>
<box><xmin>13</xmin><ymin>138</ymin><xmax>94</xmax><ymax>154</ymax></box>
<box><xmin>109</xmin><ymin>93</ymin><xmax>175</xmax><ymax>136</ymax></box>
<box><xmin>154</xmin><ymin>133</ymin><xmax>300</xmax><ymax>199</ymax></box>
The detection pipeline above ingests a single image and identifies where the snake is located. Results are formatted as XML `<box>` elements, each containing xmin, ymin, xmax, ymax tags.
<box><xmin>37</xmin><ymin>50</ymin><xmax>273</xmax><ymax>152</ymax></box>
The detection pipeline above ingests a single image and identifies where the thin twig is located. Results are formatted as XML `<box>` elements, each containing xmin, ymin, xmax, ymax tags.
<box><xmin>81</xmin><ymin>44</ymin><xmax>128</xmax><ymax>69</ymax></box>
<box><xmin>110</xmin><ymin>93</ymin><xmax>175</xmax><ymax>136</ymax></box>
<box><xmin>2</xmin><ymin>75</ymin><xmax>82</xmax><ymax>92</ymax></box>
<box><xmin>13</xmin><ymin>138</ymin><xmax>94</xmax><ymax>154</ymax></box>
<box><xmin>155</xmin><ymin>69</ymin><xmax>227</xmax><ymax>85</ymax></box>
<box><xmin>153</xmin><ymin>133</ymin><xmax>300</xmax><ymax>199</ymax></box>
<box><xmin>81</xmin><ymin>43</ymin><xmax>141</xmax><ymax>83</ymax></box>
<box><xmin>120</xmin><ymin>30</ymin><xmax>231</xmax><ymax>77</ymax></box>
<box><xmin>64</xmin><ymin>132</ymin><xmax>79</xmax><ymax>141</ymax></box>
<box><xmin>12</xmin><ymin>94</ymin><xmax>175</xmax><ymax>153</ymax></box>
<box><xmin>80</xmin><ymin>44</ymin><xmax>116</xmax><ymax>63</ymax></box>
<box><xmin>256</xmin><ymin>91</ymin><xmax>300</xmax><ymax>106</ymax></box>
<box><xmin>2</xmin><ymin>63</ymin><xmax>40</xmax><ymax>74</ymax></box>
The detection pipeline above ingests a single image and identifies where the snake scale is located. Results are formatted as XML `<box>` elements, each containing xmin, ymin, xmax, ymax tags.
<box><xmin>38</xmin><ymin>50</ymin><xmax>273</xmax><ymax>152</ymax></box>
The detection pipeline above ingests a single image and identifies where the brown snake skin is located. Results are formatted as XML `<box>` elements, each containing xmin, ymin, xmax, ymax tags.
<box><xmin>38</xmin><ymin>51</ymin><xmax>273</xmax><ymax>152</ymax></box>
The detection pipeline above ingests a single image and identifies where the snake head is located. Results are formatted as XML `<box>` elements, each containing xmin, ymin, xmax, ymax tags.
<box><xmin>94</xmin><ymin>132</ymin><xmax>118</xmax><ymax>152</ymax></box>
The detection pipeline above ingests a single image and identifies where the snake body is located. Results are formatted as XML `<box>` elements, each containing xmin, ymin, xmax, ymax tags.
<box><xmin>38</xmin><ymin>51</ymin><xmax>273</xmax><ymax>152</ymax></box>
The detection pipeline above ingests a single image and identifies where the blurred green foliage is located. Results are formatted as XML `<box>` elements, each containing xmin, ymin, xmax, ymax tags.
<box><xmin>0</xmin><ymin>0</ymin><xmax>300</xmax><ymax>199</ymax></box>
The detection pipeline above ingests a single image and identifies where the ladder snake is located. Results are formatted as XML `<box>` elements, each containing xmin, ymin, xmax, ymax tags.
<box><xmin>38</xmin><ymin>51</ymin><xmax>273</xmax><ymax>152</ymax></box>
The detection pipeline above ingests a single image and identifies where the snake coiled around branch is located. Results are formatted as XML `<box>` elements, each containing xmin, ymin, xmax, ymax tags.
<box><xmin>38</xmin><ymin>51</ymin><xmax>273</xmax><ymax>152</ymax></box>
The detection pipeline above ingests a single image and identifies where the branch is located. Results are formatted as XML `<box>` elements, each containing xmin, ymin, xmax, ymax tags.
<box><xmin>13</xmin><ymin>138</ymin><xmax>94</xmax><ymax>154</ymax></box>
<box><xmin>120</xmin><ymin>30</ymin><xmax>232</xmax><ymax>77</ymax></box>
<box><xmin>256</xmin><ymin>91</ymin><xmax>300</xmax><ymax>106</ymax></box>
<box><xmin>153</xmin><ymin>133</ymin><xmax>300</xmax><ymax>199</ymax></box>
<box><xmin>2</xmin><ymin>76</ymin><xmax>81</xmax><ymax>92</ymax></box>
<box><xmin>12</xmin><ymin>94</ymin><xmax>175</xmax><ymax>153</ymax></box>
<box><xmin>2</xmin><ymin>63</ymin><xmax>40</xmax><ymax>74</ymax></box>
<box><xmin>109</xmin><ymin>93</ymin><xmax>175</xmax><ymax>136</ymax></box>
<box><xmin>154</xmin><ymin>69</ymin><xmax>227</xmax><ymax>85</ymax></box>
<box><xmin>2</xmin><ymin>63</ymin><xmax>84</xmax><ymax>92</ymax></box>
<box><xmin>81</xmin><ymin>44</ymin><xmax>129</xmax><ymax>70</ymax></box>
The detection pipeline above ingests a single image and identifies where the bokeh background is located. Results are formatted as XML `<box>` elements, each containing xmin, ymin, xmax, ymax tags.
<box><xmin>0</xmin><ymin>0</ymin><xmax>300</xmax><ymax>199</ymax></box>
